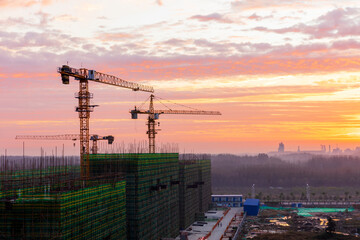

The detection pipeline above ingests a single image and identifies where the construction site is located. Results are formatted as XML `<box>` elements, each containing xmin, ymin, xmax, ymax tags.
<box><xmin>0</xmin><ymin>65</ymin><xmax>219</xmax><ymax>239</ymax></box>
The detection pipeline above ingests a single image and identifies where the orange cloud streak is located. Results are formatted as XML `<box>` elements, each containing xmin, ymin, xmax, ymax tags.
<box><xmin>99</xmin><ymin>56</ymin><xmax>360</xmax><ymax>81</ymax></box>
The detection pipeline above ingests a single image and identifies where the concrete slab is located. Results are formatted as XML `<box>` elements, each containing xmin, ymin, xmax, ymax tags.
<box><xmin>176</xmin><ymin>208</ymin><xmax>243</xmax><ymax>240</ymax></box>
<box><xmin>208</xmin><ymin>208</ymin><xmax>241</xmax><ymax>240</ymax></box>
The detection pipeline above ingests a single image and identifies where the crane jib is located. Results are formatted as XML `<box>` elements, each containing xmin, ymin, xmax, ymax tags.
<box><xmin>58</xmin><ymin>65</ymin><xmax>154</xmax><ymax>93</ymax></box>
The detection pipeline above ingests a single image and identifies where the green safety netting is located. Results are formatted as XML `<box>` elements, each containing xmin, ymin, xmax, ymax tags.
<box><xmin>0</xmin><ymin>180</ymin><xmax>126</xmax><ymax>240</ymax></box>
<box><xmin>297</xmin><ymin>207</ymin><xmax>354</xmax><ymax>217</ymax></box>
<box><xmin>90</xmin><ymin>153</ymin><xmax>181</xmax><ymax>240</ymax></box>
<box><xmin>0</xmin><ymin>153</ymin><xmax>212</xmax><ymax>240</ymax></box>
<box><xmin>261</xmin><ymin>206</ymin><xmax>354</xmax><ymax>217</ymax></box>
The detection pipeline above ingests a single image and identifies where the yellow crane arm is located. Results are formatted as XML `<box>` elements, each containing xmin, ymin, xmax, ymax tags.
<box><xmin>130</xmin><ymin>94</ymin><xmax>221</xmax><ymax>153</ymax></box>
<box><xmin>58</xmin><ymin>65</ymin><xmax>154</xmax><ymax>92</ymax></box>
<box><xmin>132</xmin><ymin>109</ymin><xmax>221</xmax><ymax>115</ymax></box>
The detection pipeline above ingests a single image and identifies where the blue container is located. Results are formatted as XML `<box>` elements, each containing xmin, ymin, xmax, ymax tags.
<box><xmin>291</xmin><ymin>203</ymin><xmax>296</xmax><ymax>208</ymax></box>
<box><xmin>298</xmin><ymin>203</ymin><xmax>302</xmax><ymax>208</ymax></box>
<box><xmin>244</xmin><ymin>199</ymin><xmax>260</xmax><ymax>216</ymax></box>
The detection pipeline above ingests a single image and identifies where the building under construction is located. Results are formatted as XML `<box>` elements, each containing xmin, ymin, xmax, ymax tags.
<box><xmin>0</xmin><ymin>156</ymin><xmax>126</xmax><ymax>240</ymax></box>
<box><xmin>0</xmin><ymin>152</ymin><xmax>212</xmax><ymax>239</ymax></box>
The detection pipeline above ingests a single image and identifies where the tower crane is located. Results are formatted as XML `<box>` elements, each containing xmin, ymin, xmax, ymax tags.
<box><xmin>58</xmin><ymin>65</ymin><xmax>154</xmax><ymax>179</ymax></box>
<box><xmin>130</xmin><ymin>94</ymin><xmax>221</xmax><ymax>153</ymax></box>
<box><xmin>15</xmin><ymin>134</ymin><xmax>114</xmax><ymax>154</ymax></box>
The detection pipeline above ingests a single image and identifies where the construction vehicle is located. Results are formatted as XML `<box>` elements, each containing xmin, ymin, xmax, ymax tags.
<box><xmin>58</xmin><ymin>65</ymin><xmax>153</xmax><ymax>179</ymax></box>
<box><xmin>130</xmin><ymin>94</ymin><xmax>221</xmax><ymax>153</ymax></box>
<box><xmin>15</xmin><ymin>134</ymin><xmax>114</xmax><ymax>154</ymax></box>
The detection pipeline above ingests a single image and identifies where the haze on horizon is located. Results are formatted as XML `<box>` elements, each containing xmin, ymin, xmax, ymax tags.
<box><xmin>2</xmin><ymin>0</ymin><xmax>360</xmax><ymax>155</ymax></box>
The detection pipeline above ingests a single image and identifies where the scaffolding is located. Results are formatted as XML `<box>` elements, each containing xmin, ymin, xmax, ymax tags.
<box><xmin>198</xmin><ymin>159</ymin><xmax>212</xmax><ymax>214</ymax></box>
<box><xmin>0</xmin><ymin>155</ymin><xmax>126</xmax><ymax>240</ymax></box>
<box><xmin>89</xmin><ymin>153</ymin><xmax>180</xmax><ymax>240</ymax></box>
<box><xmin>0</xmin><ymin>151</ymin><xmax>212</xmax><ymax>240</ymax></box>
<box><xmin>179</xmin><ymin>160</ymin><xmax>199</xmax><ymax>230</ymax></box>
<box><xmin>179</xmin><ymin>155</ymin><xmax>211</xmax><ymax>230</ymax></box>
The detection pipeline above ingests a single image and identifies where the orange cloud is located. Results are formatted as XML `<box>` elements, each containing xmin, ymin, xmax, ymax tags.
<box><xmin>101</xmin><ymin>56</ymin><xmax>360</xmax><ymax>81</ymax></box>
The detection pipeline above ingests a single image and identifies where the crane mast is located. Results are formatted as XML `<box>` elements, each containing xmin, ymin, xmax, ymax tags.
<box><xmin>58</xmin><ymin>65</ymin><xmax>153</xmax><ymax>179</ymax></box>
<box><xmin>131</xmin><ymin>94</ymin><xmax>221</xmax><ymax>153</ymax></box>
<box><xmin>147</xmin><ymin>95</ymin><xmax>156</xmax><ymax>154</ymax></box>
<box><xmin>78</xmin><ymin>79</ymin><xmax>92</xmax><ymax>178</ymax></box>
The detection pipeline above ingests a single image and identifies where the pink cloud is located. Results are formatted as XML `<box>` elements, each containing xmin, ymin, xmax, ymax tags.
<box><xmin>102</xmin><ymin>56</ymin><xmax>360</xmax><ymax>81</ymax></box>
<box><xmin>331</xmin><ymin>39</ymin><xmax>360</xmax><ymax>50</ymax></box>
<box><xmin>247</xmin><ymin>13</ymin><xmax>272</xmax><ymax>21</ymax></box>
<box><xmin>231</xmin><ymin>0</ymin><xmax>309</xmax><ymax>11</ymax></box>
<box><xmin>190</xmin><ymin>13</ymin><xmax>233</xmax><ymax>24</ymax></box>
<box><xmin>0</xmin><ymin>30</ymin><xmax>84</xmax><ymax>50</ymax></box>
<box><xmin>97</xmin><ymin>32</ymin><xmax>138</xmax><ymax>42</ymax></box>
<box><xmin>1</xmin><ymin>24</ymin><xmax>360</xmax><ymax>82</ymax></box>
<box><xmin>0</xmin><ymin>0</ymin><xmax>52</xmax><ymax>7</ymax></box>
<box><xmin>248</xmin><ymin>13</ymin><xmax>261</xmax><ymax>20</ymax></box>
<box><xmin>254</xmin><ymin>8</ymin><xmax>360</xmax><ymax>39</ymax></box>
<box><xmin>0</xmin><ymin>46</ymin><xmax>360</xmax><ymax>80</ymax></box>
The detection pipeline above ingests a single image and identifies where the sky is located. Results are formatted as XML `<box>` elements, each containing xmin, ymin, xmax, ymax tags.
<box><xmin>2</xmin><ymin>0</ymin><xmax>360</xmax><ymax>155</ymax></box>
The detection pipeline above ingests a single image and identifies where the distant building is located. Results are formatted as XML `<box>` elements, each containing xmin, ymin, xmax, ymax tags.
<box><xmin>244</xmin><ymin>199</ymin><xmax>260</xmax><ymax>216</ymax></box>
<box><xmin>355</xmin><ymin>147</ymin><xmax>360</xmax><ymax>155</ymax></box>
<box><xmin>212</xmin><ymin>195</ymin><xmax>243</xmax><ymax>207</ymax></box>
<box><xmin>332</xmin><ymin>147</ymin><xmax>342</xmax><ymax>154</ymax></box>
<box><xmin>278</xmin><ymin>142</ymin><xmax>284</xmax><ymax>153</ymax></box>
<box><xmin>322</xmin><ymin>145</ymin><xmax>326</xmax><ymax>152</ymax></box>
<box><xmin>344</xmin><ymin>148</ymin><xmax>352</xmax><ymax>154</ymax></box>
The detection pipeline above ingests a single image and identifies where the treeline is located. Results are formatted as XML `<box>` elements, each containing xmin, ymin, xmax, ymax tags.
<box><xmin>212</xmin><ymin>154</ymin><xmax>360</xmax><ymax>188</ymax></box>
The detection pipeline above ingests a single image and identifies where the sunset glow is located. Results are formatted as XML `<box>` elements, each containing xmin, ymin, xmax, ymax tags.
<box><xmin>2</xmin><ymin>0</ymin><xmax>360</xmax><ymax>155</ymax></box>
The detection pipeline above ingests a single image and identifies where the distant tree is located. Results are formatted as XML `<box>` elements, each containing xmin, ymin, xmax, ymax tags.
<box><xmin>300</xmin><ymin>192</ymin><xmax>306</xmax><ymax>200</ymax></box>
<box><xmin>322</xmin><ymin>192</ymin><xmax>326</xmax><ymax>200</ymax></box>
<box><xmin>345</xmin><ymin>192</ymin><xmax>349</xmax><ymax>201</ymax></box>
<box><xmin>257</xmin><ymin>153</ymin><xmax>269</xmax><ymax>161</ymax></box>
<box><xmin>356</xmin><ymin>191</ymin><xmax>359</xmax><ymax>200</ymax></box>
<box><xmin>279</xmin><ymin>193</ymin><xmax>284</xmax><ymax>201</ymax></box>
<box><xmin>311</xmin><ymin>192</ymin><xmax>316</xmax><ymax>200</ymax></box>
<box><xmin>290</xmin><ymin>192</ymin><xmax>295</xmax><ymax>200</ymax></box>
<box><xmin>326</xmin><ymin>217</ymin><xmax>336</xmax><ymax>234</ymax></box>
